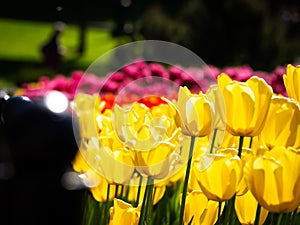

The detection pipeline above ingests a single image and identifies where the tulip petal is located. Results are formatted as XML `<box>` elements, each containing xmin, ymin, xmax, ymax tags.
<box><xmin>246</xmin><ymin>76</ymin><xmax>273</xmax><ymax>135</ymax></box>
<box><xmin>217</xmin><ymin>73</ymin><xmax>233</xmax><ymax>92</ymax></box>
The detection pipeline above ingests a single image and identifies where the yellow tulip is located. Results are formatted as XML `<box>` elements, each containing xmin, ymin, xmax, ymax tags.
<box><xmin>127</xmin><ymin>174</ymin><xmax>166</xmax><ymax>205</ymax></box>
<box><xmin>114</xmin><ymin>102</ymin><xmax>182</xmax><ymax>179</ymax></box>
<box><xmin>71</xmin><ymin>93</ymin><xmax>104</xmax><ymax>139</ymax></box>
<box><xmin>69</xmin><ymin>152</ymin><xmax>103</xmax><ymax>191</ymax></box>
<box><xmin>95</xmin><ymin>108</ymin><xmax>127</xmax><ymax>151</ymax></box>
<box><xmin>151</xmin><ymin>103</ymin><xmax>181</xmax><ymax>138</ymax></box>
<box><xmin>133</xmin><ymin>141</ymin><xmax>181</xmax><ymax>180</ymax></box>
<box><xmin>72</xmin><ymin>150</ymin><xmax>92</xmax><ymax>173</ymax></box>
<box><xmin>189</xmin><ymin>166</ymin><xmax>202</xmax><ymax>191</ymax></box>
<box><xmin>188</xmin><ymin>136</ymin><xmax>212</xmax><ymax>191</ymax></box>
<box><xmin>244</xmin><ymin>146</ymin><xmax>300</xmax><ymax>213</ymax></box>
<box><xmin>72</xmin><ymin>149</ymin><xmax>119</xmax><ymax>196</ymax></box>
<box><xmin>90</xmin><ymin>177</ymin><xmax>118</xmax><ymax>202</ymax></box>
<box><xmin>181</xmin><ymin>190</ymin><xmax>224</xmax><ymax>225</ymax></box>
<box><xmin>283</xmin><ymin>64</ymin><xmax>300</xmax><ymax>102</ymax></box>
<box><xmin>217</xmin><ymin>73</ymin><xmax>273</xmax><ymax>137</ymax></box>
<box><xmin>166</xmin><ymin>164</ymin><xmax>186</xmax><ymax>184</ymax></box>
<box><xmin>194</xmin><ymin>151</ymin><xmax>243</xmax><ymax>201</ymax></box>
<box><xmin>113</xmin><ymin>102</ymin><xmax>152</xmax><ymax>150</ymax></box>
<box><xmin>96</xmin><ymin>108</ymin><xmax>113</xmax><ymax>132</ymax></box>
<box><xmin>235</xmin><ymin>190</ymin><xmax>269</xmax><ymax>225</ymax></box>
<box><xmin>72</xmin><ymin>163</ymin><xmax>124</xmax><ymax>203</ymax></box>
<box><xmin>217</xmin><ymin>147</ymin><xmax>252</xmax><ymax>196</ymax></box>
<box><xmin>113</xmin><ymin>102</ymin><xmax>180</xmax><ymax>150</ymax></box>
<box><xmin>100</xmin><ymin>147</ymin><xmax>135</xmax><ymax>184</ymax></box>
<box><xmin>162</xmin><ymin>87</ymin><xmax>214</xmax><ymax>225</ymax></box>
<box><xmin>200</xmin><ymin>200</ymin><xmax>223</xmax><ymax>225</ymax></box>
<box><xmin>79</xmin><ymin>137</ymin><xmax>135</xmax><ymax>185</ymax></box>
<box><xmin>109</xmin><ymin>198</ymin><xmax>141</xmax><ymax>225</ymax></box>
<box><xmin>259</xmin><ymin>95</ymin><xmax>300</xmax><ymax>149</ymax></box>
<box><xmin>206</xmin><ymin>84</ymin><xmax>226</xmax><ymax>130</ymax></box>
<box><xmin>219</xmin><ymin>131</ymin><xmax>259</xmax><ymax>150</ymax></box>
<box><xmin>181</xmin><ymin>190</ymin><xmax>208</xmax><ymax>225</ymax></box>
<box><xmin>166</xmin><ymin>86</ymin><xmax>214</xmax><ymax>137</ymax></box>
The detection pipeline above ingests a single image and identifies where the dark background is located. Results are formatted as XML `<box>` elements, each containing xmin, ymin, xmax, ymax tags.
<box><xmin>0</xmin><ymin>95</ymin><xmax>82</xmax><ymax>225</ymax></box>
<box><xmin>1</xmin><ymin>0</ymin><xmax>299</xmax><ymax>71</ymax></box>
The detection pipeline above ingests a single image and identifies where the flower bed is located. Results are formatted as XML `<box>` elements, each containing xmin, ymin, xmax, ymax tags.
<box><xmin>14</xmin><ymin>60</ymin><xmax>288</xmax><ymax>101</ymax></box>
<box><xmin>13</xmin><ymin>61</ymin><xmax>300</xmax><ymax>225</ymax></box>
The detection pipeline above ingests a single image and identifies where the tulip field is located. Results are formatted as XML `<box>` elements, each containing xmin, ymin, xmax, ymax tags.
<box><xmin>12</xmin><ymin>60</ymin><xmax>300</xmax><ymax>225</ymax></box>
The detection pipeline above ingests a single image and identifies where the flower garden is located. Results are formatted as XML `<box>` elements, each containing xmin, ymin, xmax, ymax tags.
<box><xmin>8</xmin><ymin>59</ymin><xmax>300</xmax><ymax>225</ymax></box>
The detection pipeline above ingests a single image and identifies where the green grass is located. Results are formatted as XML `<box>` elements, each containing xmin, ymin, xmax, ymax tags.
<box><xmin>0</xmin><ymin>18</ymin><xmax>119</xmax><ymax>86</ymax></box>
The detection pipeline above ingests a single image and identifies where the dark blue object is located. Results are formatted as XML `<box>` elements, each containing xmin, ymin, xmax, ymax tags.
<box><xmin>0</xmin><ymin>94</ymin><xmax>83</xmax><ymax>225</ymax></box>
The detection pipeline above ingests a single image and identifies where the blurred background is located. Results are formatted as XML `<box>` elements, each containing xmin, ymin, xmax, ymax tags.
<box><xmin>0</xmin><ymin>0</ymin><xmax>299</xmax><ymax>225</ymax></box>
<box><xmin>0</xmin><ymin>0</ymin><xmax>299</xmax><ymax>87</ymax></box>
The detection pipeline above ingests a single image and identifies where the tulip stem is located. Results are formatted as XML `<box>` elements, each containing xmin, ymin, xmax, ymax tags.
<box><xmin>249</xmin><ymin>137</ymin><xmax>253</xmax><ymax>148</ymax></box>
<box><xmin>120</xmin><ymin>185</ymin><xmax>125</xmax><ymax>198</ymax></box>
<box><xmin>216</xmin><ymin>201</ymin><xmax>222</xmax><ymax>225</ymax></box>
<box><xmin>276</xmin><ymin>213</ymin><xmax>283</xmax><ymax>225</ymax></box>
<box><xmin>80</xmin><ymin>191</ymin><xmax>89</xmax><ymax>225</ymax></box>
<box><xmin>223</xmin><ymin>194</ymin><xmax>236</xmax><ymax>225</ymax></box>
<box><xmin>104</xmin><ymin>183</ymin><xmax>110</xmax><ymax>225</ymax></box>
<box><xmin>179</xmin><ymin>135</ymin><xmax>196</xmax><ymax>225</ymax></box>
<box><xmin>209</xmin><ymin>128</ymin><xmax>218</xmax><ymax>154</ymax></box>
<box><xmin>282</xmin><ymin>213</ymin><xmax>289</xmax><ymax>225</ymax></box>
<box><xmin>254</xmin><ymin>204</ymin><xmax>261</xmax><ymax>225</ymax></box>
<box><xmin>146</xmin><ymin>177</ymin><xmax>154</xmax><ymax>223</ymax></box>
<box><xmin>135</xmin><ymin>174</ymin><xmax>143</xmax><ymax>207</ymax></box>
<box><xmin>115</xmin><ymin>185</ymin><xmax>119</xmax><ymax>198</ymax></box>
<box><xmin>138</xmin><ymin>179</ymin><xmax>149</xmax><ymax>225</ymax></box>
<box><xmin>138</xmin><ymin>176</ymin><xmax>154</xmax><ymax>225</ymax></box>
<box><xmin>124</xmin><ymin>184</ymin><xmax>130</xmax><ymax>202</ymax></box>
<box><xmin>238</xmin><ymin>136</ymin><xmax>244</xmax><ymax>157</ymax></box>
<box><xmin>270</xmin><ymin>213</ymin><xmax>282</xmax><ymax>225</ymax></box>
<box><xmin>290</xmin><ymin>207</ymin><xmax>298</xmax><ymax>225</ymax></box>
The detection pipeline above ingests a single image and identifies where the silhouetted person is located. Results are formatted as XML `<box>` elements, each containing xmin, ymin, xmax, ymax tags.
<box><xmin>41</xmin><ymin>22</ymin><xmax>66</xmax><ymax>72</ymax></box>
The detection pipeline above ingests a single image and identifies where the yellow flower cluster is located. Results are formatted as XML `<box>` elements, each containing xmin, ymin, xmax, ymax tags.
<box><xmin>71</xmin><ymin>64</ymin><xmax>300</xmax><ymax>225</ymax></box>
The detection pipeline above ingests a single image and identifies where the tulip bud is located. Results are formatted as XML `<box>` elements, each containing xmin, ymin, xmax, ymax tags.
<box><xmin>217</xmin><ymin>73</ymin><xmax>273</xmax><ymax>137</ymax></box>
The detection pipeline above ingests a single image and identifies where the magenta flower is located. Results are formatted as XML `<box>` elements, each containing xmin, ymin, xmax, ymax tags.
<box><xmin>14</xmin><ymin>60</ymin><xmax>290</xmax><ymax>102</ymax></box>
